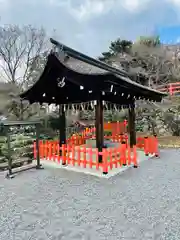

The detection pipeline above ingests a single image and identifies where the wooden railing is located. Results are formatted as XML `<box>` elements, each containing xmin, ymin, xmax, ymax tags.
<box><xmin>156</xmin><ymin>82</ymin><xmax>180</xmax><ymax>95</ymax></box>
<box><xmin>34</xmin><ymin>135</ymin><xmax>159</xmax><ymax>174</ymax></box>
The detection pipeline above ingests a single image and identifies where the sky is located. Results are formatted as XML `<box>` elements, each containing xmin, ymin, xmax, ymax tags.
<box><xmin>156</xmin><ymin>26</ymin><xmax>180</xmax><ymax>43</ymax></box>
<box><xmin>1</xmin><ymin>0</ymin><xmax>180</xmax><ymax>57</ymax></box>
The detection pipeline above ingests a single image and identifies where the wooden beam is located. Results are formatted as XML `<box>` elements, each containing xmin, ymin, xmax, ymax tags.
<box><xmin>128</xmin><ymin>106</ymin><xmax>136</xmax><ymax>148</ymax></box>
<box><xmin>95</xmin><ymin>99</ymin><xmax>104</xmax><ymax>163</ymax></box>
<box><xmin>59</xmin><ymin>105</ymin><xmax>66</xmax><ymax>147</ymax></box>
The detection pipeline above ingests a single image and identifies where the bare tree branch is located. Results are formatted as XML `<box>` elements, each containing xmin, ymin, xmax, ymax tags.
<box><xmin>0</xmin><ymin>24</ymin><xmax>48</xmax><ymax>87</ymax></box>
<box><xmin>0</xmin><ymin>24</ymin><xmax>50</xmax><ymax>120</ymax></box>
<box><xmin>109</xmin><ymin>41</ymin><xmax>180</xmax><ymax>87</ymax></box>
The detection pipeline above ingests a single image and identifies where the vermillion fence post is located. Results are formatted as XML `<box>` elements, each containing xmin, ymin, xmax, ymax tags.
<box><xmin>169</xmin><ymin>83</ymin><xmax>173</xmax><ymax>96</ymax></box>
<box><xmin>42</xmin><ymin>141</ymin><xmax>45</xmax><ymax>159</ymax></box>
<box><xmin>153</xmin><ymin>134</ymin><xmax>159</xmax><ymax>157</ymax></box>
<box><xmin>72</xmin><ymin>146</ymin><xmax>75</xmax><ymax>166</ymax></box>
<box><xmin>125</xmin><ymin>134</ymin><xmax>128</xmax><ymax>147</ymax></box>
<box><xmin>33</xmin><ymin>141</ymin><xmax>37</xmax><ymax>159</ymax></box>
<box><xmin>75</xmin><ymin>135</ymin><xmax>78</xmax><ymax>145</ymax></box>
<box><xmin>82</xmin><ymin>135</ymin><xmax>85</xmax><ymax>144</ymax></box>
<box><xmin>144</xmin><ymin>136</ymin><xmax>149</xmax><ymax>156</ymax></box>
<box><xmin>102</xmin><ymin>149</ymin><xmax>108</xmax><ymax>174</ymax></box>
<box><xmin>120</xmin><ymin>133</ymin><xmax>123</xmax><ymax>143</ymax></box>
<box><xmin>49</xmin><ymin>141</ymin><xmax>52</xmax><ymax>160</ymax></box>
<box><xmin>39</xmin><ymin>140</ymin><xmax>43</xmax><ymax>158</ymax></box>
<box><xmin>89</xmin><ymin>148</ymin><xmax>93</xmax><ymax>168</ymax></box>
<box><xmin>148</xmin><ymin>137</ymin><xmax>153</xmax><ymax>155</ymax></box>
<box><xmin>76</xmin><ymin>135</ymin><xmax>79</xmax><ymax>145</ymax></box>
<box><xmin>109</xmin><ymin>149</ymin><xmax>113</xmax><ymax>169</ymax></box>
<box><xmin>79</xmin><ymin>135</ymin><xmax>82</xmax><ymax>145</ymax></box>
<box><xmin>133</xmin><ymin>146</ymin><xmax>138</xmax><ymax>168</ymax></box>
<box><xmin>55</xmin><ymin>141</ymin><xmax>58</xmax><ymax>161</ymax></box>
<box><xmin>46</xmin><ymin>141</ymin><xmax>49</xmax><ymax>159</ymax></box>
<box><xmin>114</xmin><ymin>148</ymin><xmax>118</xmax><ymax>168</ymax></box>
<box><xmin>61</xmin><ymin>144</ymin><xmax>66</xmax><ymax>165</ymax></box>
<box><xmin>79</xmin><ymin>136</ymin><xmax>82</xmax><ymax>145</ymax></box>
<box><xmin>44</xmin><ymin>141</ymin><xmax>47</xmax><ymax>159</ymax></box>
<box><xmin>127</xmin><ymin>146</ymin><xmax>131</xmax><ymax>165</ymax></box>
<box><xmin>57</xmin><ymin>143</ymin><xmax>60</xmax><ymax>163</ymax></box>
<box><xmin>72</xmin><ymin>136</ymin><xmax>75</xmax><ymax>146</ymax></box>
<box><xmin>118</xmin><ymin>146</ymin><xmax>122</xmax><ymax>166</ymax></box>
<box><xmin>77</xmin><ymin>146</ymin><xmax>81</xmax><ymax>166</ymax></box>
<box><xmin>121</xmin><ymin>141</ymin><xmax>127</xmax><ymax>166</ymax></box>
<box><xmin>83</xmin><ymin>147</ymin><xmax>86</xmax><ymax>168</ymax></box>
<box><xmin>67</xmin><ymin>145</ymin><xmax>71</xmax><ymax>164</ymax></box>
<box><xmin>53</xmin><ymin>142</ymin><xmax>56</xmax><ymax>161</ymax></box>
<box><xmin>95</xmin><ymin>148</ymin><xmax>99</xmax><ymax>170</ymax></box>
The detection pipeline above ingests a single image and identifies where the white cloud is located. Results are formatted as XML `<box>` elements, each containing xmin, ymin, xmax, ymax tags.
<box><xmin>168</xmin><ymin>0</ymin><xmax>180</xmax><ymax>5</ymax></box>
<box><xmin>123</xmin><ymin>0</ymin><xmax>151</xmax><ymax>12</ymax></box>
<box><xmin>0</xmin><ymin>0</ymin><xmax>180</xmax><ymax>56</ymax></box>
<box><xmin>68</xmin><ymin>0</ymin><xmax>114</xmax><ymax>21</ymax></box>
<box><xmin>66</xmin><ymin>0</ymin><xmax>156</xmax><ymax>21</ymax></box>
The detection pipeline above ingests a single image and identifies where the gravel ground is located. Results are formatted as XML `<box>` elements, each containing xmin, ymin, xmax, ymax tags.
<box><xmin>0</xmin><ymin>149</ymin><xmax>180</xmax><ymax>240</ymax></box>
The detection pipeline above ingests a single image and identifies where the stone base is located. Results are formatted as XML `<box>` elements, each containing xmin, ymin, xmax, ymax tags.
<box><xmin>39</xmin><ymin>151</ymin><xmax>155</xmax><ymax>179</ymax></box>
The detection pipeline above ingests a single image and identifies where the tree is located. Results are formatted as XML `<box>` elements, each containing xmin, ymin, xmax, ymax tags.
<box><xmin>138</xmin><ymin>35</ymin><xmax>161</xmax><ymax>47</ymax></box>
<box><xmin>99</xmin><ymin>35</ymin><xmax>180</xmax><ymax>87</ymax></box>
<box><xmin>0</xmin><ymin>24</ymin><xmax>49</xmax><ymax>120</ymax></box>
<box><xmin>131</xmin><ymin>40</ymin><xmax>180</xmax><ymax>86</ymax></box>
<box><xmin>98</xmin><ymin>38</ymin><xmax>132</xmax><ymax>62</ymax></box>
<box><xmin>0</xmin><ymin>24</ymin><xmax>48</xmax><ymax>86</ymax></box>
<box><xmin>109</xmin><ymin>39</ymin><xmax>132</xmax><ymax>54</ymax></box>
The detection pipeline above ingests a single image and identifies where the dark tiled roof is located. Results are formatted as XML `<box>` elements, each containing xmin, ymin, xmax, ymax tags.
<box><xmin>20</xmin><ymin>39</ymin><xmax>167</xmax><ymax>104</ymax></box>
<box><xmin>55</xmin><ymin>52</ymin><xmax>108</xmax><ymax>75</ymax></box>
<box><xmin>65</xmin><ymin>56</ymin><xmax>108</xmax><ymax>74</ymax></box>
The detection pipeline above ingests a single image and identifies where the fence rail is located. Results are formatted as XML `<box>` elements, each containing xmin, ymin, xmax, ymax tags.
<box><xmin>156</xmin><ymin>82</ymin><xmax>180</xmax><ymax>95</ymax></box>
<box><xmin>34</xmin><ymin>135</ymin><xmax>159</xmax><ymax>174</ymax></box>
<box><xmin>66</xmin><ymin>120</ymin><xmax>128</xmax><ymax>137</ymax></box>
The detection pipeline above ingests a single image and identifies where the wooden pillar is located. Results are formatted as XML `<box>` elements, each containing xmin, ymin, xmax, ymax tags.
<box><xmin>36</xmin><ymin>123</ymin><xmax>41</xmax><ymax>169</ymax></box>
<box><xmin>59</xmin><ymin>105</ymin><xmax>66</xmax><ymax>147</ymax></box>
<box><xmin>128</xmin><ymin>106</ymin><xmax>136</xmax><ymax>148</ymax></box>
<box><xmin>6</xmin><ymin>126</ymin><xmax>12</xmax><ymax>176</ymax></box>
<box><xmin>95</xmin><ymin>99</ymin><xmax>104</xmax><ymax>162</ymax></box>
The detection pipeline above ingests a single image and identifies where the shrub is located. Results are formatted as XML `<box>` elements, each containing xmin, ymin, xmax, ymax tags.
<box><xmin>164</xmin><ymin>112</ymin><xmax>180</xmax><ymax>136</ymax></box>
<box><xmin>0</xmin><ymin>133</ymin><xmax>35</xmax><ymax>160</ymax></box>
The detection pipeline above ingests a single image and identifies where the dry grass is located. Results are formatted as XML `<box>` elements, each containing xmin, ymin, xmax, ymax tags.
<box><xmin>157</xmin><ymin>136</ymin><xmax>180</xmax><ymax>148</ymax></box>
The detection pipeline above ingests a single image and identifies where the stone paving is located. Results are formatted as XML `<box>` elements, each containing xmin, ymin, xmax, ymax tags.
<box><xmin>0</xmin><ymin>149</ymin><xmax>180</xmax><ymax>239</ymax></box>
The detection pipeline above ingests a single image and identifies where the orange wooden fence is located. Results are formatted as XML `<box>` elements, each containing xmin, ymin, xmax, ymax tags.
<box><xmin>156</xmin><ymin>82</ymin><xmax>180</xmax><ymax>95</ymax></box>
<box><xmin>34</xmin><ymin>141</ymin><xmax>137</xmax><ymax>173</ymax></box>
<box><xmin>67</xmin><ymin>121</ymin><xmax>128</xmax><ymax>146</ymax></box>
<box><xmin>136</xmin><ymin>136</ymin><xmax>159</xmax><ymax>156</ymax></box>
<box><xmin>33</xmin><ymin>135</ymin><xmax>159</xmax><ymax>174</ymax></box>
<box><xmin>77</xmin><ymin>120</ymin><xmax>128</xmax><ymax>136</ymax></box>
<box><xmin>104</xmin><ymin>120</ymin><xmax>128</xmax><ymax>133</ymax></box>
<box><xmin>67</xmin><ymin>134</ymin><xmax>129</xmax><ymax>146</ymax></box>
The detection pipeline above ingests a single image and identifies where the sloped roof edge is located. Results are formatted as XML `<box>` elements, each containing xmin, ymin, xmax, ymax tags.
<box><xmin>20</xmin><ymin>38</ymin><xmax>167</xmax><ymax>103</ymax></box>
<box><xmin>50</xmin><ymin>38</ymin><xmax>166</xmax><ymax>97</ymax></box>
